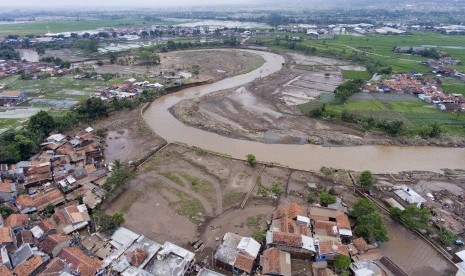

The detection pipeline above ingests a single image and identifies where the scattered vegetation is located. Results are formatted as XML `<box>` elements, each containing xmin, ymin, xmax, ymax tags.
<box><xmin>93</xmin><ymin>211</ymin><xmax>125</xmax><ymax>233</ymax></box>
<box><xmin>102</xmin><ymin>165</ymin><xmax>135</xmax><ymax>195</ymax></box>
<box><xmin>246</xmin><ymin>154</ymin><xmax>257</xmax><ymax>166</ymax></box>
<box><xmin>319</xmin><ymin>192</ymin><xmax>336</xmax><ymax>206</ymax></box>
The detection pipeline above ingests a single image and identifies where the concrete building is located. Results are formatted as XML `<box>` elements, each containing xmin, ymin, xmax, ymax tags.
<box><xmin>393</xmin><ymin>187</ymin><xmax>426</xmax><ymax>208</ymax></box>
<box><xmin>214</xmin><ymin>232</ymin><xmax>260</xmax><ymax>275</ymax></box>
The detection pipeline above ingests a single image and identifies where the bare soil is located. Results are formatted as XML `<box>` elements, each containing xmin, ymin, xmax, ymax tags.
<box><xmin>104</xmin><ymin>144</ymin><xmax>343</xmax><ymax>257</ymax></box>
<box><xmin>65</xmin><ymin>106</ymin><xmax>166</xmax><ymax>164</ymax></box>
<box><xmin>96</xmin><ymin>50</ymin><xmax>265</xmax><ymax>82</ymax></box>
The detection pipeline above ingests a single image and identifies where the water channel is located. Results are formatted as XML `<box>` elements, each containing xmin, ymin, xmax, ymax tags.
<box><xmin>144</xmin><ymin>49</ymin><xmax>465</xmax><ymax>174</ymax></box>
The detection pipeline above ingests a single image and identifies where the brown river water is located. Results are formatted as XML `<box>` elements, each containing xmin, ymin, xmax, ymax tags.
<box><xmin>144</xmin><ymin>49</ymin><xmax>465</xmax><ymax>174</ymax></box>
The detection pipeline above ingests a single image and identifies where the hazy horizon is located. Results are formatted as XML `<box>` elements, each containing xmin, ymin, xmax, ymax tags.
<box><xmin>2</xmin><ymin>0</ymin><xmax>259</xmax><ymax>8</ymax></box>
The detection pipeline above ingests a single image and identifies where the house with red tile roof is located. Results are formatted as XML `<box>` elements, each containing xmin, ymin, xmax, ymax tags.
<box><xmin>12</xmin><ymin>255</ymin><xmax>46</xmax><ymax>276</ymax></box>
<box><xmin>317</xmin><ymin>240</ymin><xmax>350</xmax><ymax>261</ymax></box>
<box><xmin>39</xmin><ymin>234</ymin><xmax>71</xmax><ymax>257</ymax></box>
<box><xmin>16</xmin><ymin>189</ymin><xmax>65</xmax><ymax>214</ymax></box>
<box><xmin>0</xmin><ymin>181</ymin><xmax>17</xmax><ymax>201</ymax></box>
<box><xmin>260</xmin><ymin>247</ymin><xmax>292</xmax><ymax>276</ymax></box>
<box><xmin>5</xmin><ymin>214</ymin><xmax>29</xmax><ymax>229</ymax></box>
<box><xmin>60</xmin><ymin>247</ymin><xmax>103</xmax><ymax>276</ymax></box>
<box><xmin>0</xmin><ymin>226</ymin><xmax>15</xmax><ymax>251</ymax></box>
<box><xmin>267</xmin><ymin>203</ymin><xmax>316</xmax><ymax>259</ymax></box>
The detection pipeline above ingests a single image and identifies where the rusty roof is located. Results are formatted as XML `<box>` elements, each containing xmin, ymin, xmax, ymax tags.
<box><xmin>38</xmin><ymin>258</ymin><xmax>65</xmax><ymax>276</ymax></box>
<box><xmin>274</xmin><ymin>203</ymin><xmax>305</xmax><ymax>220</ymax></box>
<box><xmin>60</xmin><ymin>247</ymin><xmax>103</xmax><ymax>276</ymax></box>
<box><xmin>234</xmin><ymin>252</ymin><xmax>255</xmax><ymax>274</ymax></box>
<box><xmin>16</xmin><ymin>230</ymin><xmax>35</xmax><ymax>246</ymax></box>
<box><xmin>335</xmin><ymin>214</ymin><xmax>351</xmax><ymax>230</ymax></box>
<box><xmin>127</xmin><ymin>248</ymin><xmax>149</xmax><ymax>267</ymax></box>
<box><xmin>318</xmin><ymin>240</ymin><xmax>349</xmax><ymax>257</ymax></box>
<box><xmin>262</xmin><ymin>248</ymin><xmax>280</xmax><ymax>274</ymax></box>
<box><xmin>0</xmin><ymin>90</ymin><xmax>22</xmax><ymax>97</ymax></box>
<box><xmin>0</xmin><ymin>265</ymin><xmax>13</xmax><ymax>276</ymax></box>
<box><xmin>40</xmin><ymin>234</ymin><xmax>71</xmax><ymax>254</ymax></box>
<box><xmin>5</xmin><ymin>214</ymin><xmax>29</xmax><ymax>228</ymax></box>
<box><xmin>13</xmin><ymin>255</ymin><xmax>44</xmax><ymax>276</ymax></box>
<box><xmin>0</xmin><ymin>181</ymin><xmax>14</xmax><ymax>193</ymax></box>
<box><xmin>16</xmin><ymin>194</ymin><xmax>34</xmax><ymax>209</ymax></box>
<box><xmin>352</xmin><ymin>237</ymin><xmax>369</xmax><ymax>252</ymax></box>
<box><xmin>272</xmin><ymin>232</ymin><xmax>302</xmax><ymax>247</ymax></box>
<box><xmin>0</xmin><ymin>227</ymin><xmax>13</xmax><ymax>244</ymax></box>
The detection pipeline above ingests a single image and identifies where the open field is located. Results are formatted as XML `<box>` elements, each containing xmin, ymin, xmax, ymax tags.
<box><xmin>256</xmin><ymin>31</ymin><xmax>465</xmax><ymax>74</ymax></box>
<box><xmin>342</xmin><ymin>69</ymin><xmax>372</xmax><ymax>80</ymax></box>
<box><xmin>0</xmin><ymin>19</ymin><xmax>181</xmax><ymax>36</ymax></box>
<box><xmin>324</xmin><ymin>96</ymin><xmax>465</xmax><ymax>136</ymax></box>
<box><xmin>97</xmin><ymin>49</ymin><xmax>265</xmax><ymax>83</ymax></box>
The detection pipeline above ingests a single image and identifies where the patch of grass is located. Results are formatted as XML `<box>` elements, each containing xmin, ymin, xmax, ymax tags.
<box><xmin>0</xmin><ymin>118</ymin><xmax>22</xmax><ymax>132</ymax></box>
<box><xmin>170</xmin><ymin>188</ymin><xmax>205</xmax><ymax>225</ymax></box>
<box><xmin>223</xmin><ymin>190</ymin><xmax>246</xmax><ymax>207</ymax></box>
<box><xmin>442</xmin><ymin>84</ymin><xmax>465</xmax><ymax>96</ymax></box>
<box><xmin>325</xmin><ymin>98</ymin><xmax>465</xmax><ymax>135</ymax></box>
<box><xmin>246</xmin><ymin>214</ymin><xmax>265</xmax><ymax>230</ymax></box>
<box><xmin>162</xmin><ymin>172</ymin><xmax>184</xmax><ymax>187</ymax></box>
<box><xmin>179</xmin><ymin>172</ymin><xmax>213</xmax><ymax>194</ymax></box>
<box><xmin>342</xmin><ymin>70</ymin><xmax>372</xmax><ymax>80</ymax></box>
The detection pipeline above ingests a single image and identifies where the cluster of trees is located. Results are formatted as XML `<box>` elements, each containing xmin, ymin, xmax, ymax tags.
<box><xmin>0</xmin><ymin>98</ymin><xmax>110</xmax><ymax>164</ymax></box>
<box><xmin>0</xmin><ymin>44</ymin><xmax>20</xmax><ymax>60</ymax></box>
<box><xmin>418</xmin><ymin>123</ymin><xmax>442</xmax><ymax>138</ymax></box>
<box><xmin>74</xmin><ymin>39</ymin><xmax>99</xmax><ymax>53</ymax></box>
<box><xmin>351</xmin><ymin>199</ymin><xmax>389</xmax><ymax>243</ymax></box>
<box><xmin>334</xmin><ymin>79</ymin><xmax>364</xmax><ymax>103</ymax></box>
<box><xmin>39</xmin><ymin>56</ymin><xmax>71</xmax><ymax>68</ymax></box>
<box><xmin>135</xmin><ymin>50</ymin><xmax>160</xmax><ymax>66</ymax></box>
<box><xmin>415</xmin><ymin>48</ymin><xmax>440</xmax><ymax>59</ymax></box>
<box><xmin>389</xmin><ymin>205</ymin><xmax>430</xmax><ymax>231</ymax></box>
<box><xmin>0</xmin><ymin>111</ymin><xmax>54</xmax><ymax>163</ymax></box>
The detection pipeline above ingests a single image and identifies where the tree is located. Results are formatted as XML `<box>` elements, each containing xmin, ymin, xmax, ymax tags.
<box><xmin>307</xmin><ymin>191</ymin><xmax>317</xmax><ymax>203</ymax></box>
<box><xmin>355</xmin><ymin>212</ymin><xmax>389</xmax><ymax>242</ymax></box>
<box><xmin>389</xmin><ymin>207</ymin><xmax>402</xmax><ymax>220</ymax></box>
<box><xmin>112</xmin><ymin>212</ymin><xmax>125</xmax><ymax>225</ymax></box>
<box><xmin>360</xmin><ymin>170</ymin><xmax>374</xmax><ymax>192</ymax></box>
<box><xmin>136</xmin><ymin>51</ymin><xmax>160</xmax><ymax>66</ymax></box>
<box><xmin>74</xmin><ymin>98</ymin><xmax>108</xmax><ymax>120</ymax></box>
<box><xmin>319</xmin><ymin>192</ymin><xmax>336</xmax><ymax>206</ymax></box>
<box><xmin>439</xmin><ymin>228</ymin><xmax>458</xmax><ymax>246</ymax></box>
<box><xmin>28</xmin><ymin>110</ymin><xmax>56</xmax><ymax>139</ymax></box>
<box><xmin>351</xmin><ymin>198</ymin><xmax>376</xmax><ymax>219</ymax></box>
<box><xmin>334</xmin><ymin>254</ymin><xmax>351</xmax><ymax>272</ymax></box>
<box><xmin>246</xmin><ymin>154</ymin><xmax>257</xmax><ymax>166</ymax></box>
<box><xmin>400</xmin><ymin>206</ymin><xmax>430</xmax><ymax>230</ymax></box>
<box><xmin>44</xmin><ymin>203</ymin><xmax>55</xmax><ymax>217</ymax></box>
<box><xmin>0</xmin><ymin>205</ymin><xmax>14</xmax><ymax>219</ymax></box>
<box><xmin>254</xmin><ymin>229</ymin><xmax>266</xmax><ymax>243</ymax></box>
<box><xmin>109</xmin><ymin>52</ymin><xmax>118</xmax><ymax>64</ymax></box>
<box><xmin>352</xmin><ymin>199</ymin><xmax>389</xmax><ymax>243</ymax></box>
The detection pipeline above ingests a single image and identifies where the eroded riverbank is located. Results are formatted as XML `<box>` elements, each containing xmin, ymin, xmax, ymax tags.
<box><xmin>143</xmin><ymin>49</ymin><xmax>465</xmax><ymax>173</ymax></box>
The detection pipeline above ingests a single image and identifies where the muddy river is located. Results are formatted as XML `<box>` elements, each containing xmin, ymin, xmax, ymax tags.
<box><xmin>144</xmin><ymin>49</ymin><xmax>465</xmax><ymax>173</ymax></box>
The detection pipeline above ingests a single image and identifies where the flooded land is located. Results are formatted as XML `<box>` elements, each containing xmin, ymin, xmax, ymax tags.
<box><xmin>144</xmin><ymin>49</ymin><xmax>465</xmax><ymax>173</ymax></box>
